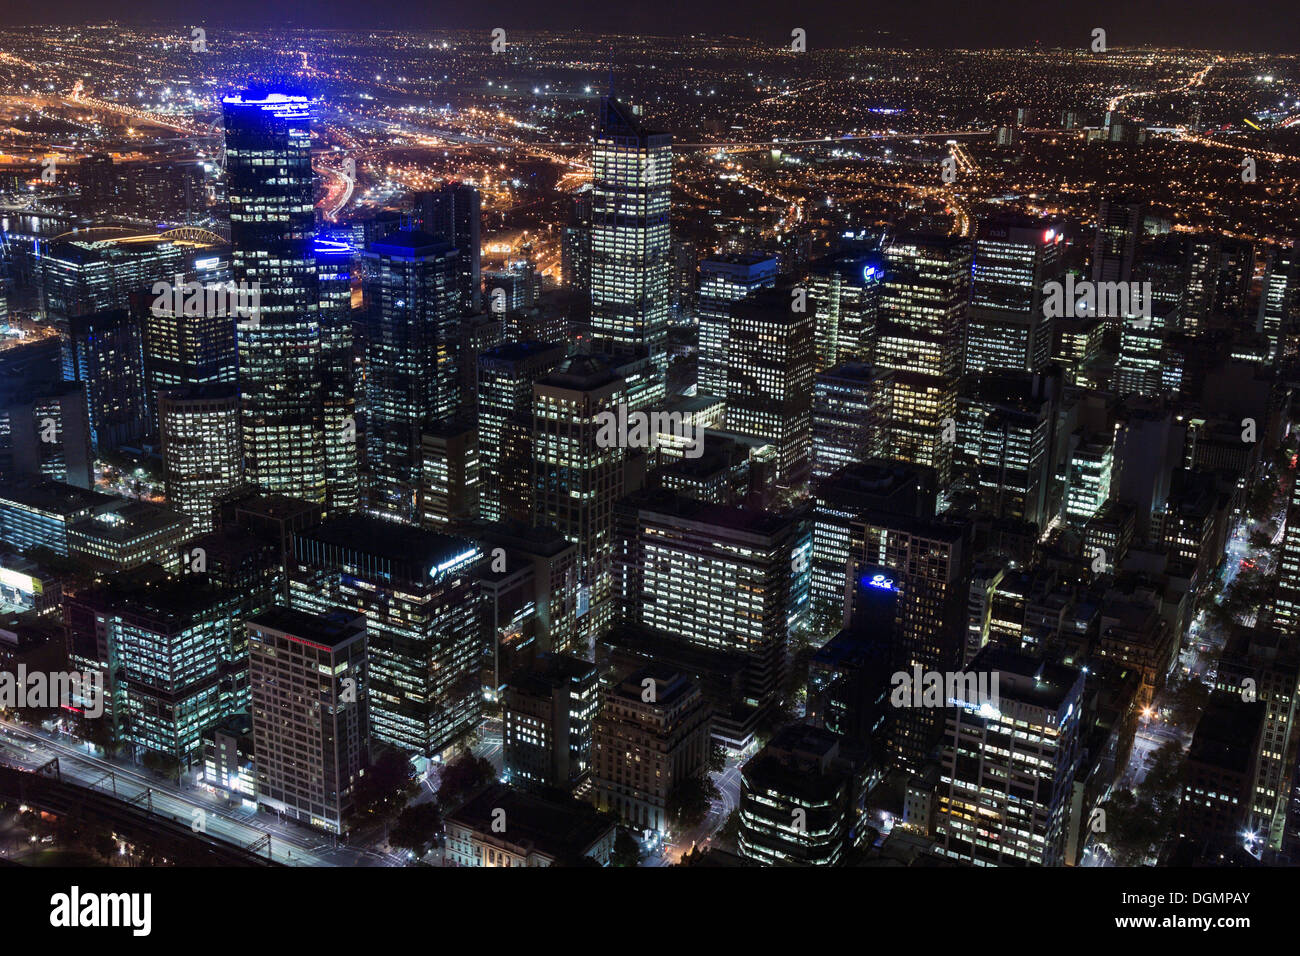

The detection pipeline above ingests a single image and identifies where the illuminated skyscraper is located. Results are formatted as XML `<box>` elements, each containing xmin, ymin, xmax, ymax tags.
<box><xmin>613</xmin><ymin>490</ymin><xmax>807</xmax><ymax>720</ymax></box>
<box><xmin>850</xmin><ymin>511</ymin><xmax>971</xmax><ymax>773</ymax></box>
<box><xmin>934</xmin><ymin>647</ymin><xmax>1083</xmax><ymax>866</ymax></box>
<box><xmin>590</xmin><ymin>97</ymin><xmax>671</xmax><ymax>408</ymax></box>
<box><xmin>1092</xmin><ymin>197</ymin><xmax>1143</xmax><ymax>334</ymax></box>
<box><xmin>61</xmin><ymin>308</ymin><xmax>149</xmax><ymax>454</ymax></box>
<box><xmin>361</xmin><ymin>231</ymin><xmax>460</xmax><ymax>523</ymax></box>
<box><xmin>315</xmin><ymin>235</ymin><xmax>360</xmax><ymax>514</ymax></box>
<box><xmin>223</xmin><ymin>91</ymin><xmax>326</xmax><ymax>503</ymax></box>
<box><xmin>696</xmin><ymin>253</ymin><xmax>778</xmax><ymax>398</ymax></box>
<box><xmin>135</xmin><ymin>291</ymin><xmax>237</xmax><ymax>438</ymax></box>
<box><xmin>290</xmin><ymin>515</ymin><xmax>484</xmax><ymax>758</ymax></box>
<box><xmin>478</xmin><ymin>341</ymin><xmax>567</xmax><ymax>523</ymax></box>
<box><xmin>248</xmin><ymin>606</ymin><xmax>369</xmax><ymax>835</ymax></box>
<box><xmin>415</xmin><ymin>181</ymin><xmax>482</xmax><ymax>314</ymax></box>
<box><xmin>1258</xmin><ymin>241</ymin><xmax>1298</xmax><ymax>364</ymax></box>
<box><xmin>532</xmin><ymin>356</ymin><xmax>627</xmax><ymax>641</ymax></box>
<box><xmin>877</xmin><ymin>233</ymin><xmax>973</xmax><ymax>489</ymax></box>
<box><xmin>808</xmin><ymin>253</ymin><xmax>882</xmax><ymax>372</ymax></box>
<box><xmin>966</xmin><ymin>217</ymin><xmax>1064</xmax><ymax>375</ymax></box>
<box><xmin>158</xmin><ymin>385</ymin><xmax>242</xmax><ymax>534</ymax></box>
<box><xmin>725</xmin><ymin>282</ymin><xmax>816</xmax><ymax>488</ymax></box>
<box><xmin>812</xmin><ymin>362</ymin><xmax>892</xmax><ymax>482</ymax></box>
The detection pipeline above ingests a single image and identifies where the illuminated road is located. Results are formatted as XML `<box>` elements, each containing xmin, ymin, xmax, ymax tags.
<box><xmin>0</xmin><ymin>719</ymin><xmax>399</xmax><ymax>866</ymax></box>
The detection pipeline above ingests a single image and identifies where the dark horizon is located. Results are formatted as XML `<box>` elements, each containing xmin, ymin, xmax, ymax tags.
<box><xmin>3</xmin><ymin>0</ymin><xmax>1300</xmax><ymax>54</ymax></box>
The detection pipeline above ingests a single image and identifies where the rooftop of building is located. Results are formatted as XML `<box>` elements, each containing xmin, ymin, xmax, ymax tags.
<box><xmin>247</xmin><ymin>606</ymin><xmax>366</xmax><ymax>649</ymax></box>
<box><xmin>447</xmin><ymin>783</ymin><xmax>614</xmax><ymax>860</ymax></box>
<box><xmin>298</xmin><ymin>513</ymin><xmax>478</xmax><ymax>569</ymax></box>
<box><xmin>1187</xmin><ymin>694</ymin><xmax>1265</xmax><ymax>774</ymax></box>
<box><xmin>537</xmin><ymin>353</ymin><xmax>621</xmax><ymax>390</ymax></box>
<box><xmin>966</xmin><ymin>645</ymin><xmax>1082</xmax><ymax>712</ymax></box>
<box><xmin>69</xmin><ymin>499</ymin><xmax>187</xmax><ymax>543</ymax></box>
<box><xmin>0</xmin><ymin>480</ymin><xmax>115</xmax><ymax>517</ymax></box>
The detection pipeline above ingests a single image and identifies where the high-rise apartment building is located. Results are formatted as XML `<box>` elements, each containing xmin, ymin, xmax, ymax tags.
<box><xmin>248</xmin><ymin>606</ymin><xmax>368</xmax><ymax>835</ymax></box>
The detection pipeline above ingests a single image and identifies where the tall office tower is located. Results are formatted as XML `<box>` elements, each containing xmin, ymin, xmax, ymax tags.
<box><xmin>503</xmin><ymin>652</ymin><xmax>599</xmax><ymax>794</ymax></box>
<box><xmin>590</xmin><ymin>96</ymin><xmax>672</xmax><ymax>407</ymax></box>
<box><xmin>808</xmin><ymin>253</ymin><xmax>883</xmax><ymax>371</ymax></box>
<box><xmin>248</xmin><ymin>606</ymin><xmax>368</xmax><ymax>835</ymax></box>
<box><xmin>93</xmin><ymin>576</ymin><xmax>244</xmax><ymax>762</ymax></box>
<box><xmin>290</xmin><ymin>516</ymin><xmax>484</xmax><ymax>758</ymax></box>
<box><xmin>1065</xmin><ymin>436</ymin><xmax>1114</xmax><ymax>521</ymax></box>
<box><xmin>1177</xmin><ymin>693</ymin><xmax>1266</xmax><ymax>862</ymax></box>
<box><xmin>1213</xmin><ymin>628</ymin><xmax>1300</xmax><ymax>849</ymax></box>
<box><xmin>61</xmin><ymin>308</ymin><xmax>149</xmax><ymax>453</ymax></box>
<box><xmin>1215</xmin><ymin>238</ymin><xmax>1255</xmax><ymax>318</ymax></box>
<box><xmin>812</xmin><ymin>362</ymin><xmax>892</xmax><ymax>482</ymax></box>
<box><xmin>810</xmin><ymin>461</ymin><xmax>937</xmax><ymax>634</ymax></box>
<box><xmin>158</xmin><ymin>385</ymin><xmax>243</xmax><ymax>534</ymax></box>
<box><xmin>473</xmin><ymin>522</ymin><xmax>581</xmax><ymax>656</ymax></box>
<box><xmin>1092</xmin><ymin>197</ymin><xmax>1143</xmax><ymax>331</ymax></box>
<box><xmin>362</xmin><ymin>231</ymin><xmax>461</xmax><ymax>522</ymax></box>
<box><xmin>670</xmin><ymin>238</ymin><xmax>698</xmax><ymax>323</ymax></box>
<box><xmin>478</xmin><ymin>342</ymin><xmax>567</xmax><ymax>523</ymax></box>
<box><xmin>737</xmin><ymin>724</ymin><xmax>872</xmax><ymax>866</ymax></box>
<box><xmin>613</xmin><ymin>491</ymin><xmax>807</xmax><ymax>719</ymax></box>
<box><xmin>957</xmin><ymin>370</ymin><xmax>1058</xmax><ymax>529</ymax></box>
<box><xmin>726</xmin><ymin>282</ymin><xmax>816</xmax><ymax>488</ymax></box>
<box><xmin>223</xmin><ymin>91</ymin><xmax>326</xmax><ymax>504</ymax></box>
<box><xmin>39</xmin><ymin>237</ymin><xmax>187</xmax><ymax>319</ymax></box>
<box><xmin>561</xmin><ymin>189</ymin><xmax>593</xmax><ymax>322</ymax></box>
<box><xmin>532</xmin><ymin>356</ymin><xmax>627</xmax><ymax>640</ymax></box>
<box><xmin>414</xmin><ymin>181</ymin><xmax>482</xmax><ymax>314</ymax></box>
<box><xmin>0</xmin><ymin>381</ymin><xmax>94</xmax><ymax>489</ymax></box>
<box><xmin>696</xmin><ymin>253</ymin><xmax>779</xmax><ymax>398</ymax></box>
<box><xmin>484</xmin><ymin>260</ymin><xmax>541</xmax><ymax>315</ymax></box>
<box><xmin>934</xmin><ymin>647</ymin><xmax>1084</xmax><ymax>866</ymax></box>
<box><xmin>877</xmin><ymin>234</ymin><xmax>973</xmax><ymax>488</ymax></box>
<box><xmin>850</xmin><ymin>511</ymin><xmax>970</xmax><ymax>773</ymax></box>
<box><xmin>966</xmin><ymin>217</ymin><xmax>1065</xmax><ymax>374</ymax></box>
<box><xmin>419</xmin><ymin>418</ymin><xmax>479</xmax><ymax>529</ymax></box>
<box><xmin>315</xmin><ymin>235</ymin><xmax>360</xmax><ymax>515</ymax></box>
<box><xmin>590</xmin><ymin>664</ymin><xmax>711</xmax><ymax>834</ymax></box>
<box><xmin>1183</xmin><ymin>233</ymin><xmax>1222</xmax><ymax>334</ymax></box>
<box><xmin>135</xmin><ymin>292</ymin><xmax>238</xmax><ymax>436</ymax></box>
<box><xmin>1258</xmin><ymin>242</ymin><xmax>1299</xmax><ymax>363</ymax></box>
<box><xmin>1272</xmin><ymin>472</ymin><xmax>1300</xmax><ymax>636</ymax></box>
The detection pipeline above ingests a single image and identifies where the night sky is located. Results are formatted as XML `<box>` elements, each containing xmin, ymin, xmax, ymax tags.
<box><xmin>3</xmin><ymin>0</ymin><xmax>1299</xmax><ymax>53</ymax></box>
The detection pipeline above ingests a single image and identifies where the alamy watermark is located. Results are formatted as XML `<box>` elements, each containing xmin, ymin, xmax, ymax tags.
<box><xmin>0</xmin><ymin>665</ymin><xmax>105</xmax><ymax>718</ymax></box>
<box><xmin>151</xmin><ymin>274</ymin><xmax>262</xmax><ymax>324</ymax></box>
<box><xmin>1043</xmin><ymin>276</ymin><xmax>1152</xmax><ymax>326</ymax></box>
<box><xmin>890</xmin><ymin>665</ymin><xmax>1000</xmax><ymax>712</ymax></box>
<box><xmin>594</xmin><ymin>404</ymin><xmax>704</xmax><ymax>459</ymax></box>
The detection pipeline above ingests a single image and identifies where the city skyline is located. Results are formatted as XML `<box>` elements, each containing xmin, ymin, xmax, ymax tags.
<box><xmin>0</xmin><ymin>11</ymin><xmax>1294</xmax><ymax>925</ymax></box>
